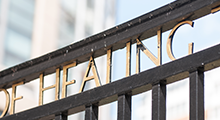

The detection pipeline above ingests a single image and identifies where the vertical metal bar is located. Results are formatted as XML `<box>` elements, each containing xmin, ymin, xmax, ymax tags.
<box><xmin>55</xmin><ymin>68</ymin><xmax>60</xmax><ymax>100</ymax></box>
<box><xmin>85</xmin><ymin>104</ymin><xmax>99</xmax><ymax>120</ymax></box>
<box><xmin>117</xmin><ymin>93</ymin><xmax>131</xmax><ymax>120</ymax></box>
<box><xmin>39</xmin><ymin>73</ymin><xmax>44</xmax><ymax>105</ymax></box>
<box><xmin>55</xmin><ymin>112</ymin><xmax>67</xmax><ymax>120</ymax></box>
<box><xmin>157</xmin><ymin>29</ymin><xmax>162</xmax><ymax>65</ymax></box>
<box><xmin>106</xmin><ymin>48</ymin><xmax>112</xmax><ymax>84</ymax></box>
<box><xmin>188</xmin><ymin>42</ymin><xmax>194</xmax><ymax>55</ymax></box>
<box><xmin>189</xmin><ymin>68</ymin><xmax>204</xmax><ymax>120</ymax></box>
<box><xmin>126</xmin><ymin>41</ymin><xmax>131</xmax><ymax>77</ymax></box>
<box><xmin>152</xmin><ymin>81</ymin><xmax>166</xmax><ymax>120</ymax></box>
<box><xmin>136</xmin><ymin>41</ymin><xmax>140</xmax><ymax>74</ymax></box>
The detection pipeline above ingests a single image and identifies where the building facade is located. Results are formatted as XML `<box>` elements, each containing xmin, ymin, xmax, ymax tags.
<box><xmin>0</xmin><ymin>0</ymin><xmax>115</xmax><ymax>119</ymax></box>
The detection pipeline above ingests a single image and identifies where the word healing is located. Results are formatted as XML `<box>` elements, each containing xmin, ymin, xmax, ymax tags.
<box><xmin>0</xmin><ymin>20</ymin><xmax>194</xmax><ymax>118</ymax></box>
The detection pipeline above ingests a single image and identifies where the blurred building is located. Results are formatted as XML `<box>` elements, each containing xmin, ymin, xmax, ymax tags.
<box><xmin>0</xmin><ymin>0</ymin><xmax>115</xmax><ymax>119</ymax></box>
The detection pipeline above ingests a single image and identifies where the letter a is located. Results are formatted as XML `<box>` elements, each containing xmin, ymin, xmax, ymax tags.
<box><xmin>79</xmin><ymin>56</ymin><xmax>101</xmax><ymax>92</ymax></box>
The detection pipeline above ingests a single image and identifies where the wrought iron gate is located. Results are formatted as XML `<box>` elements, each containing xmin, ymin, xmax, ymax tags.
<box><xmin>1</xmin><ymin>0</ymin><xmax>220</xmax><ymax>120</ymax></box>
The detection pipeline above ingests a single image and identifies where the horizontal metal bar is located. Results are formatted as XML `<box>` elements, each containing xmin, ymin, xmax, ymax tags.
<box><xmin>1</xmin><ymin>40</ymin><xmax>220</xmax><ymax>120</ymax></box>
<box><xmin>0</xmin><ymin>0</ymin><xmax>220</xmax><ymax>89</ymax></box>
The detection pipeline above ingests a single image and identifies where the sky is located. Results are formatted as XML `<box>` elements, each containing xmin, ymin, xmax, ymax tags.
<box><xmin>113</xmin><ymin>0</ymin><xmax>220</xmax><ymax>119</ymax></box>
<box><xmin>116</xmin><ymin>0</ymin><xmax>174</xmax><ymax>25</ymax></box>
<box><xmin>114</xmin><ymin>0</ymin><xmax>220</xmax><ymax>81</ymax></box>
<box><xmin>114</xmin><ymin>0</ymin><xmax>175</xmax><ymax>81</ymax></box>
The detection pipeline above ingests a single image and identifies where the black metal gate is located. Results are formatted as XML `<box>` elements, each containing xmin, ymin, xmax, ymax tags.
<box><xmin>1</xmin><ymin>0</ymin><xmax>220</xmax><ymax>120</ymax></box>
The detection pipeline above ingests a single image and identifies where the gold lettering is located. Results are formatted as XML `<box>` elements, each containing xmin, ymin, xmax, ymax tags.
<box><xmin>62</xmin><ymin>62</ymin><xmax>76</xmax><ymax>98</ymax></box>
<box><xmin>10</xmin><ymin>82</ymin><xmax>24</xmax><ymax>114</ymax></box>
<box><xmin>157</xmin><ymin>29</ymin><xmax>162</xmax><ymax>65</ymax></box>
<box><xmin>167</xmin><ymin>20</ymin><xmax>194</xmax><ymax>60</ymax></box>
<box><xmin>136</xmin><ymin>40</ymin><xmax>140</xmax><ymax>74</ymax></box>
<box><xmin>211</xmin><ymin>6</ymin><xmax>220</xmax><ymax>13</ymax></box>
<box><xmin>136</xmin><ymin>29</ymin><xmax>162</xmax><ymax>71</ymax></box>
<box><xmin>55</xmin><ymin>68</ymin><xmax>60</xmax><ymax>100</ymax></box>
<box><xmin>106</xmin><ymin>48</ymin><xmax>112</xmax><ymax>84</ymax></box>
<box><xmin>0</xmin><ymin>89</ymin><xmax>10</xmax><ymax>118</ymax></box>
<box><xmin>126</xmin><ymin>41</ymin><xmax>131</xmax><ymax>76</ymax></box>
<box><xmin>79</xmin><ymin>56</ymin><xmax>101</xmax><ymax>92</ymax></box>
<box><xmin>188</xmin><ymin>42</ymin><xmax>194</xmax><ymax>54</ymax></box>
<box><xmin>39</xmin><ymin>69</ymin><xmax>60</xmax><ymax>105</ymax></box>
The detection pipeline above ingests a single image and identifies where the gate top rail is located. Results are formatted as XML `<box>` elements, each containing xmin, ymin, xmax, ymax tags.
<box><xmin>0</xmin><ymin>0</ymin><xmax>220</xmax><ymax>89</ymax></box>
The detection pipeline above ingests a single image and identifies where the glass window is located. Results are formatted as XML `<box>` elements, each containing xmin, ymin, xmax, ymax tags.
<box><xmin>61</xmin><ymin>0</ymin><xmax>77</xmax><ymax>16</ymax></box>
<box><xmin>87</xmin><ymin>0</ymin><xmax>94</xmax><ymax>10</ymax></box>
<box><xmin>8</xmin><ymin>0</ymin><xmax>34</xmax><ymax>35</ymax></box>
<box><xmin>3</xmin><ymin>0</ymin><xmax>35</xmax><ymax>67</ymax></box>
<box><xmin>0</xmin><ymin>0</ymin><xmax>1</xmax><ymax>20</ymax></box>
<box><xmin>3</xmin><ymin>50</ymin><xmax>26</xmax><ymax>66</ymax></box>
<box><xmin>0</xmin><ymin>0</ymin><xmax>1</xmax><ymax>12</ymax></box>
<box><xmin>5</xmin><ymin>29</ymin><xmax>31</xmax><ymax>59</ymax></box>
<box><xmin>85</xmin><ymin>23</ymin><xmax>92</xmax><ymax>37</ymax></box>
<box><xmin>58</xmin><ymin>1</ymin><xmax>76</xmax><ymax>48</ymax></box>
<box><xmin>8</xmin><ymin>10</ymin><xmax>33</xmax><ymax>36</ymax></box>
<box><xmin>10</xmin><ymin>0</ymin><xmax>35</xmax><ymax>15</ymax></box>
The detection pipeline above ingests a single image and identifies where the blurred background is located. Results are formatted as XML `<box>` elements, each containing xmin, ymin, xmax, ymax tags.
<box><xmin>0</xmin><ymin>0</ymin><xmax>220</xmax><ymax>120</ymax></box>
